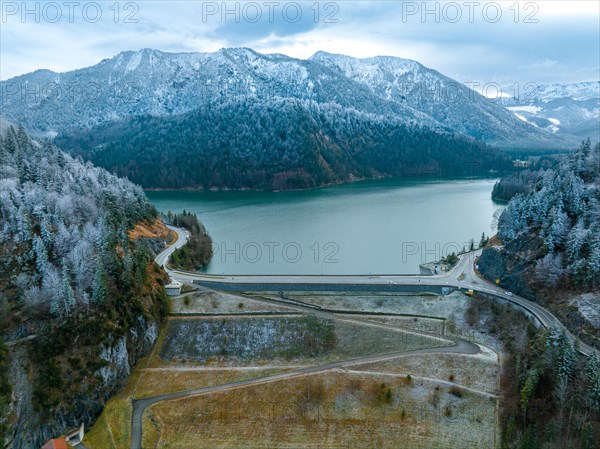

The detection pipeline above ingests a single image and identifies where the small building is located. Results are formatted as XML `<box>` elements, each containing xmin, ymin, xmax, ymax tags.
<box><xmin>41</xmin><ymin>439</ymin><xmax>68</xmax><ymax>449</ymax></box>
<box><xmin>165</xmin><ymin>279</ymin><xmax>183</xmax><ymax>296</ymax></box>
<box><xmin>64</xmin><ymin>423</ymin><xmax>85</xmax><ymax>446</ymax></box>
<box><xmin>41</xmin><ymin>423</ymin><xmax>85</xmax><ymax>449</ymax></box>
<box><xmin>513</xmin><ymin>159</ymin><xmax>531</xmax><ymax>168</ymax></box>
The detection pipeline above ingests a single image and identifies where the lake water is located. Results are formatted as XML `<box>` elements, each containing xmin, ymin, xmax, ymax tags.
<box><xmin>146</xmin><ymin>178</ymin><xmax>503</xmax><ymax>275</ymax></box>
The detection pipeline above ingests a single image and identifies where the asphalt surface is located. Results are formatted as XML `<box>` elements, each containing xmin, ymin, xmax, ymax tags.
<box><xmin>130</xmin><ymin>226</ymin><xmax>597</xmax><ymax>448</ymax></box>
<box><xmin>162</xmin><ymin>230</ymin><xmax>597</xmax><ymax>357</ymax></box>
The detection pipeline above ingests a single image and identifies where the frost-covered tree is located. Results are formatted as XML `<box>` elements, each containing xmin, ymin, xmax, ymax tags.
<box><xmin>567</xmin><ymin>219</ymin><xmax>588</xmax><ymax>264</ymax></box>
<box><xmin>43</xmin><ymin>266</ymin><xmax>62</xmax><ymax>317</ymax></box>
<box><xmin>32</xmin><ymin>235</ymin><xmax>49</xmax><ymax>280</ymax></box>
<box><xmin>495</xmin><ymin>141</ymin><xmax>600</xmax><ymax>291</ymax></box>
<box><xmin>61</xmin><ymin>261</ymin><xmax>75</xmax><ymax>314</ymax></box>
<box><xmin>0</xmin><ymin>125</ymin><xmax>159</xmax><ymax>316</ymax></box>
<box><xmin>563</xmin><ymin>171</ymin><xmax>585</xmax><ymax>217</ymax></box>
<box><xmin>543</xmin><ymin>202</ymin><xmax>570</xmax><ymax>253</ymax></box>
<box><xmin>588</xmin><ymin>232</ymin><xmax>600</xmax><ymax>287</ymax></box>
<box><xmin>535</xmin><ymin>253</ymin><xmax>564</xmax><ymax>288</ymax></box>
<box><xmin>498</xmin><ymin>195</ymin><xmax>527</xmax><ymax>242</ymax></box>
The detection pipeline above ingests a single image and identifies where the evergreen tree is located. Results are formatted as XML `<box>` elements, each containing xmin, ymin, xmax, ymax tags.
<box><xmin>566</xmin><ymin>219</ymin><xmax>587</xmax><ymax>264</ymax></box>
<box><xmin>91</xmin><ymin>261</ymin><xmax>107</xmax><ymax>306</ymax></box>
<box><xmin>479</xmin><ymin>232</ymin><xmax>487</xmax><ymax>248</ymax></box>
<box><xmin>32</xmin><ymin>235</ymin><xmax>49</xmax><ymax>280</ymax></box>
<box><xmin>61</xmin><ymin>261</ymin><xmax>76</xmax><ymax>314</ymax></box>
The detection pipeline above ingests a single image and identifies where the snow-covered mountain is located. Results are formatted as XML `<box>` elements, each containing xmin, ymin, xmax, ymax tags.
<box><xmin>493</xmin><ymin>81</ymin><xmax>599</xmax><ymax>141</ymax></box>
<box><xmin>0</xmin><ymin>48</ymin><xmax>436</xmax><ymax>133</ymax></box>
<box><xmin>0</xmin><ymin>48</ymin><xmax>574</xmax><ymax>149</ymax></box>
<box><xmin>310</xmin><ymin>51</ymin><xmax>568</xmax><ymax>147</ymax></box>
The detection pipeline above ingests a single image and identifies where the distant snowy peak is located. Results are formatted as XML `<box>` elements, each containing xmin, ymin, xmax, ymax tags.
<box><xmin>309</xmin><ymin>51</ymin><xmax>563</xmax><ymax>146</ymax></box>
<box><xmin>310</xmin><ymin>51</ymin><xmax>421</xmax><ymax>79</ymax></box>
<box><xmin>493</xmin><ymin>81</ymin><xmax>599</xmax><ymax>141</ymax></box>
<box><xmin>0</xmin><ymin>47</ymin><xmax>577</xmax><ymax>148</ymax></box>
<box><xmin>529</xmin><ymin>82</ymin><xmax>600</xmax><ymax>102</ymax></box>
<box><xmin>496</xmin><ymin>81</ymin><xmax>600</xmax><ymax>105</ymax></box>
<box><xmin>310</xmin><ymin>51</ymin><xmax>429</xmax><ymax>99</ymax></box>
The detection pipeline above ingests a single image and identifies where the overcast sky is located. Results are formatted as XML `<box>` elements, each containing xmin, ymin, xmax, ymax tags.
<box><xmin>1</xmin><ymin>1</ymin><xmax>599</xmax><ymax>87</ymax></box>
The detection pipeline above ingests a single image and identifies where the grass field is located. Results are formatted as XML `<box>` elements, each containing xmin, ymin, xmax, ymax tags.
<box><xmin>143</xmin><ymin>371</ymin><xmax>497</xmax><ymax>448</ymax></box>
<box><xmin>85</xmin><ymin>291</ymin><xmax>500</xmax><ymax>449</ymax></box>
<box><xmin>171</xmin><ymin>290</ymin><xmax>294</xmax><ymax>314</ymax></box>
<box><xmin>134</xmin><ymin>367</ymin><xmax>293</xmax><ymax>398</ymax></box>
<box><xmin>257</xmin><ymin>291</ymin><xmax>470</xmax><ymax>319</ymax></box>
<box><xmin>351</xmin><ymin>351</ymin><xmax>499</xmax><ymax>394</ymax></box>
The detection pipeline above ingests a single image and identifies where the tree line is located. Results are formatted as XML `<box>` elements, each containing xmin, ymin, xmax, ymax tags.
<box><xmin>56</xmin><ymin>97</ymin><xmax>513</xmax><ymax>190</ymax></box>
<box><xmin>497</xmin><ymin>140</ymin><xmax>600</xmax><ymax>291</ymax></box>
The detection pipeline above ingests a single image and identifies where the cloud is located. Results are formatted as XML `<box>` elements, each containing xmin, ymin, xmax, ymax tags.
<box><xmin>0</xmin><ymin>0</ymin><xmax>598</xmax><ymax>86</ymax></box>
<box><xmin>521</xmin><ymin>59</ymin><xmax>560</xmax><ymax>70</ymax></box>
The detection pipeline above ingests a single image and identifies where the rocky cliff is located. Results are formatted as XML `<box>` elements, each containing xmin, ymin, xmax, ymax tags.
<box><xmin>0</xmin><ymin>126</ymin><xmax>171</xmax><ymax>448</ymax></box>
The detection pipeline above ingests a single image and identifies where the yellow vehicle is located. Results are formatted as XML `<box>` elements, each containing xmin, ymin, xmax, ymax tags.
<box><xmin>466</xmin><ymin>289</ymin><xmax>474</xmax><ymax>296</ymax></box>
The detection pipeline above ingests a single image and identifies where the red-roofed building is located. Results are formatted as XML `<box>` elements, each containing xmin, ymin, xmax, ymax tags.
<box><xmin>41</xmin><ymin>439</ymin><xmax>68</xmax><ymax>449</ymax></box>
<box><xmin>40</xmin><ymin>423</ymin><xmax>84</xmax><ymax>448</ymax></box>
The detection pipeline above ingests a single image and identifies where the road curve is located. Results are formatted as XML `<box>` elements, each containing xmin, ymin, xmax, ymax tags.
<box><xmin>130</xmin><ymin>338</ymin><xmax>479</xmax><ymax>449</ymax></box>
<box><xmin>136</xmin><ymin>226</ymin><xmax>596</xmax><ymax>447</ymax></box>
<box><xmin>155</xmin><ymin>225</ymin><xmax>189</xmax><ymax>271</ymax></box>
<box><xmin>157</xmin><ymin>231</ymin><xmax>597</xmax><ymax>357</ymax></box>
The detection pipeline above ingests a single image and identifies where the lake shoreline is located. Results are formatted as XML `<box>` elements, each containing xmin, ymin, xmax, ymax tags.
<box><xmin>147</xmin><ymin>178</ymin><xmax>503</xmax><ymax>276</ymax></box>
<box><xmin>143</xmin><ymin>174</ymin><xmax>505</xmax><ymax>194</ymax></box>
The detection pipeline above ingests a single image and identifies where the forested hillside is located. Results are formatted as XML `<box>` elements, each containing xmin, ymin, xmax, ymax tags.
<box><xmin>491</xmin><ymin>156</ymin><xmax>561</xmax><ymax>201</ymax></box>
<box><xmin>163</xmin><ymin>211</ymin><xmax>213</xmax><ymax>271</ymax></box>
<box><xmin>56</xmin><ymin>98</ymin><xmax>512</xmax><ymax>190</ymax></box>
<box><xmin>466</xmin><ymin>297</ymin><xmax>600</xmax><ymax>449</ymax></box>
<box><xmin>0</xmin><ymin>126</ymin><xmax>170</xmax><ymax>448</ymax></box>
<box><xmin>2</xmin><ymin>48</ymin><xmax>565</xmax><ymax>148</ymax></box>
<box><xmin>479</xmin><ymin>140</ymin><xmax>600</xmax><ymax>347</ymax></box>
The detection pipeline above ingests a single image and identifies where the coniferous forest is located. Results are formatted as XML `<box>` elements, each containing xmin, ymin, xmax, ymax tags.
<box><xmin>480</xmin><ymin>140</ymin><xmax>600</xmax><ymax>347</ymax></box>
<box><xmin>0</xmin><ymin>125</ymin><xmax>169</xmax><ymax>448</ymax></box>
<box><xmin>56</xmin><ymin>98</ymin><xmax>513</xmax><ymax>190</ymax></box>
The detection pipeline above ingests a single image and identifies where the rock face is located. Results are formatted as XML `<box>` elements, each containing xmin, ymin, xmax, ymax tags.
<box><xmin>98</xmin><ymin>337</ymin><xmax>131</xmax><ymax>384</ymax></box>
<box><xmin>478</xmin><ymin>236</ymin><xmax>543</xmax><ymax>301</ymax></box>
<box><xmin>7</xmin><ymin>317</ymin><xmax>160</xmax><ymax>449</ymax></box>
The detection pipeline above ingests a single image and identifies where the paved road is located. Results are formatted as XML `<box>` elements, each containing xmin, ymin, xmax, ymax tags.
<box><xmin>155</xmin><ymin>225</ymin><xmax>190</xmax><ymax>270</ymax></box>
<box><xmin>158</xmin><ymin>231</ymin><xmax>597</xmax><ymax>357</ymax></box>
<box><xmin>130</xmin><ymin>335</ymin><xmax>479</xmax><ymax>449</ymax></box>
<box><xmin>133</xmin><ymin>226</ymin><xmax>595</xmax><ymax>447</ymax></box>
<box><xmin>455</xmin><ymin>250</ymin><xmax>597</xmax><ymax>357</ymax></box>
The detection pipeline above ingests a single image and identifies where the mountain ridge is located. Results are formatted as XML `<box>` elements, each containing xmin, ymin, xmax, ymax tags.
<box><xmin>493</xmin><ymin>81</ymin><xmax>599</xmax><ymax>141</ymax></box>
<box><xmin>0</xmin><ymin>47</ymin><xmax>576</xmax><ymax>149</ymax></box>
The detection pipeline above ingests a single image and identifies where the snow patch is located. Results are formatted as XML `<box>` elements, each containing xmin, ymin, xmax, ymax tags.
<box><xmin>507</xmin><ymin>105</ymin><xmax>542</xmax><ymax>114</ymax></box>
<box><xmin>125</xmin><ymin>51</ymin><xmax>143</xmax><ymax>73</ymax></box>
<box><xmin>514</xmin><ymin>113</ymin><xmax>528</xmax><ymax>123</ymax></box>
<box><xmin>571</xmin><ymin>293</ymin><xmax>600</xmax><ymax>329</ymax></box>
<box><xmin>545</xmin><ymin>117</ymin><xmax>560</xmax><ymax>133</ymax></box>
